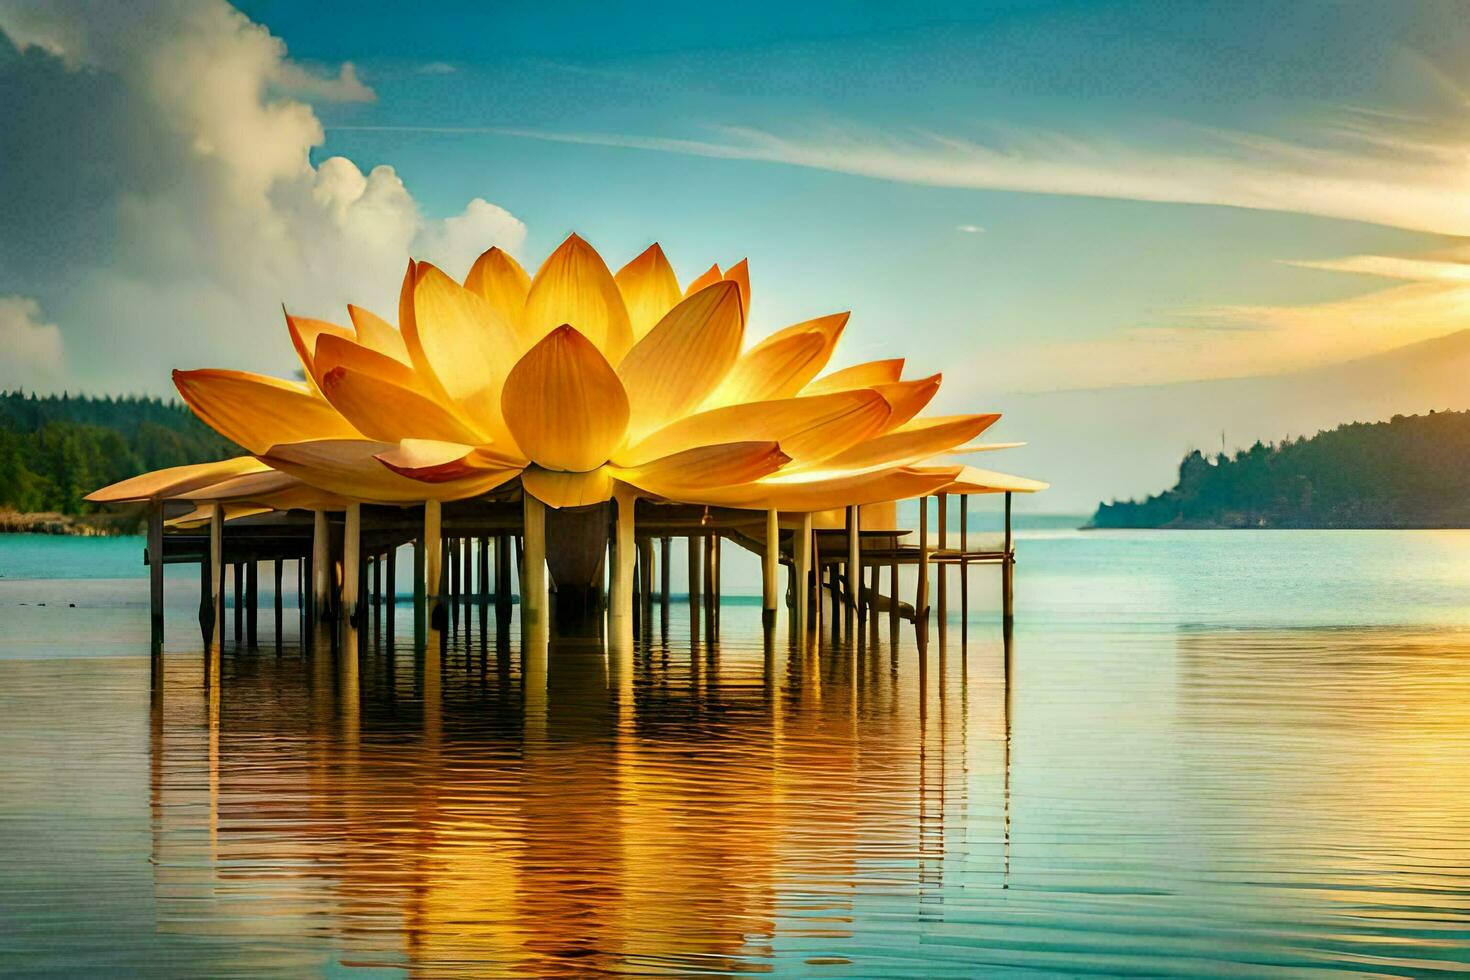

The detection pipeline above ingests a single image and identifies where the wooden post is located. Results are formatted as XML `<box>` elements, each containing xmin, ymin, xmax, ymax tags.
<box><xmin>148</xmin><ymin>501</ymin><xmax>164</xmax><ymax>654</ymax></box>
<box><xmin>424</xmin><ymin>500</ymin><xmax>442</xmax><ymax>632</ymax></box>
<box><xmin>888</xmin><ymin>559</ymin><xmax>900</xmax><ymax>631</ymax></box>
<box><xmin>960</xmin><ymin>500</ymin><xmax>969</xmax><ymax>642</ymax></box>
<box><xmin>762</xmin><ymin>508</ymin><xmax>780</xmax><ymax>630</ymax></box>
<box><xmin>447</xmin><ymin>534</ymin><xmax>459</xmax><ymax>630</ymax></box>
<box><xmin>233</xmin><ymin>562</ymin><xmax>244</xmax><ymax>641</ymax></box>
<box><xmin>1002</xmin><ymin>491</ymin><xmax>1014</xmax><ymax>627</ymax></box>
<box><xmin>637</xmin><ymin>537</ymin><xmax>654</xmax><ymax>628</ymax></box>
<box><xmin>342</xmin><ymin>503</ymin><xmax>361</xmax><ymax>633</ymax></box>
<box><xmin>521</xmin><ymin>495</ymin><xmax>547</xmax><ymax>634</ymax></box>
<box><xmin>459</xmin><ymin>536</ymin><xmax>470</xmax><ymax>607</ymax></box>
<box><xmin>273</xmin><ymin>558</ymin><xmax>283</xmax><ymax>646</ymax></box>
<box><xmin>245</xmin><ymin>560</ymin><xmax>259</xmax><ymax>647</ymax></box>
<box><xmin>793</xmin><ymin>512</ymin><xmax>812</xmax><ymax>636</ymax></box>
<box><xmin>477</xmin><ymin>536</ymin><xmax>489</xmax><ymax>639</ymax></box>
<box><xmin>937</xmin><ymin>493</ymin><xmax>948</xmax><ymax>630</ymax></box>
<box><xmin>703</xmin><ymin>534</ymin><xmax>717</xmax><ymax>633</ymax></box>
<box><xmin>386</xmin><ymin>545</ymin><xmax>397</xmax><ymax>636</ymax></box>
<box><xmin>687</xmin><ymin>534</ymin><xmax>703</xmax><ymax>641</ymax></box>
<box><xmin>494</xmin><ymin>534</ymin><xmax>512</xmax><ymax>626</ymax></box>
<box><xmin>845</xmin><ymin>505</ymin><xmax>860</xmax><ymax>621</ymax></box>
<box><xmin>917</xmin><ymin>495</ymin><xmax>930</xmax><ymax>627</ymax></box>
<box><xmin>210</xmin><ymin>506</ymin><xmax>224</xmax><ymax>650</ymax></box>
<box><xmin>312</xmin><ymin>510</ymin><xmax>331</xmax><ymax>622</ymax></box>
<box><xmin>659</xmin><ymin>537</ymin><xmax>671</xmax><ymax>603</ymax></box>
<box><xmin>413</xmin><ymin>529</ymin><xmax>427</xmax><ymax>647</ymax></box>
<box><xmin>609</xmin><ymin>489</ymin><xmax>636</xmax><ymax>645</ymax></box>
<box><xmin>198</xmin><ymin>554</ymin><xmax>212</xmax><ymax>651</ymax></box>
<box><xmin>869</xmin><ymin>562</ymin><xmax>881</xmax><ymax>630</ymax></box>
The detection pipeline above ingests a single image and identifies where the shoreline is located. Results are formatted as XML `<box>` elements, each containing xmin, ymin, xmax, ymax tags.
<box><xmin>0</xmin><ymin>512</ymin><xmax>137</xmax><ymax>537</ymax></box>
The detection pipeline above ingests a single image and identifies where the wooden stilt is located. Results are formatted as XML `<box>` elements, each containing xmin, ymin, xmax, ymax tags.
<box><xmin>386</xmin><ymin>546</ymin><xmax>397</xmax><ymax>637</ymax></box>
<box><xmin>762</xmin><ymin>509</ymin><xmax>780</xmax><ymax>630</ymax></box>
<box><xmin>343</xmin><ymin>502</ymin><xmax>361</xmax><ymax>634</ymax></box>
<box><xmin>494</xmin><ymin>534</ymin><xmax>512</xmax><ymax>627</ymax></box>
<box><xmin>937</xmin><ymin>493</ymin><xmax>948</xmax><ymax>631</ymax></box>
<box><xmin>960</xmin><ymin>501</ymin><xmax>969</xmax><ymax>644</ymax></box>
<box><xmin>1002</xmin><ymin>491</ymin><xmax>1014</xmax><ymax>627</ymax></box>
<box><xmin>637</xmin><ymin>537</ymin><xmax>654</xmax><ymax>630</ymax></box>
<box><xmin>609</xmin><ymin>489</ymin><xmax>635</xmax><ymax>645</ymax></box>
<box><xmin>233</xmin><ymin>562</ymin><xmax>244</xmax><ymax>641</ymax></box>
<box><xmin>312</xmin><ymin>510</ymin><xmax>331</xmax><ymax>623</ymax></box>
<box><xmin>793</xmin><ymin>512</ymin><xmax>812</xmax><ymax>637</ymax></box>
<box><xmin>245</xmin><ymin>561</ymin><xmax>258</xmax><ymax>648</ymax></box>
<box><xmin>845</xmin><ymin>505</ymin><xmax>861</xmax><ymax>623</ymax></box>
<box><xmin>687</xmin><ymin>534</ymin><xmax>703</xmax><ymax>641</ymax></box>
<box><xmin>273</xmin><ymin>558</ymin><xmax>283</xmax><ymax>646</ymax></box>
<box><xmin>477</xmin><ymin>536</ymin><xmax>489</xmax><ymax>639</ymax></box>
<box><xmin>869</xmin><ymin>561</ymin><xmax>881</xmax><ymax>630</ymax></box>
<box><xmin>198</xmin><ymin>554</ymin><xmax>212</xmax><ymax>650</ymax></box>
<box><xmin>888</xmin><ymin>559</ymin><xmax>900</xmax><ymax>632</ymax></box>
<box><xmin>210</xmin><ymin>506</ymin><xmax>224</xmax><ymax>651</ymax></box>
<box><xmin>148</xmin><ymin>501</ymin><xmax>164</xmax><ymax>654</ymax></box>
<box><xmin>521</xmin><ymin>495</ymin><xmax>547</xmax><ymax>634</ymax></box>
<box><xmin>413</xmin><ymin>528</ymin><xmax>427</xmax><ymax>648</ymax></box>
<box><xmin>425</xmin><ymin>501</ymin><xmax>443</xmax><ymax>633</ymax></box>
<box><xmin>459</xmin><ymin>536</ymin><xmax>470</xmax><ymax>607</ymax></box>
<box><xmin>448</xmin><ymin>535</ymin><xmax>459</xmax><ymax>630</ymax></box>
<box><xmin>917</xmin><ymin>496</ymin><xmax>930</xmax><ymax>627</ymax></box>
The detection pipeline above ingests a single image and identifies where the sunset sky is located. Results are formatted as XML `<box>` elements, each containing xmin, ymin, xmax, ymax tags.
<box><xmin>3</xmin><ymin>0</ymin><xmax>1469</xmax><ymax>506</ymax></box>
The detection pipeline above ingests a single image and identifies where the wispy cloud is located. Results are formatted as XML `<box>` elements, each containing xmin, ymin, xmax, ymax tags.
<box><xmin>485</xmin><ymin>114</ymin><xmax>1470</xmax><ymax>236</ymax></box>
<box><xmin>955</xmin><ymin>224</ymin><xmax>984</xmax><ymax>234</ymax></box>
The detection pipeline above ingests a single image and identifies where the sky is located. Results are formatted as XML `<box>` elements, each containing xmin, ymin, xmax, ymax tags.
<box><xmin>2</xmin><ymin>0</ymin><xmax>1469</xmax><ymax>508</ymax></box>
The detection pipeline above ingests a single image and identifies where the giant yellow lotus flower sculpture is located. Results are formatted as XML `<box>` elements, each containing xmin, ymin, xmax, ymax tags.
<box><xmin>95</xmin><ymin>234</ymin><xmax>1043</xmax><ymax>513</ymax></box>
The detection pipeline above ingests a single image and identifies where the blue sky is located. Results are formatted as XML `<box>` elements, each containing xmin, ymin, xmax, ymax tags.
<box><xmin>2</xmin><ymin>0</ymin><xmax>1469</xmax><ymax>506</ymax></box>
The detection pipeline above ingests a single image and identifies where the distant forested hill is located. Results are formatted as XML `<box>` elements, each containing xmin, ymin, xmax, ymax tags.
<box><xmin>0</xmin><ymin>391</ymin><xmax>237</xmax><ymax>517</ymax></box>
<box><xmin>1092</xmin><ymin>411</ymin><xmax>1470</xmax><ymax>529</ymax></box>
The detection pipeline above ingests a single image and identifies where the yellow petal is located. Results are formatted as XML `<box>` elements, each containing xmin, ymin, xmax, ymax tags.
<box><xmin>804</xmin><ymin>358</ymin><xmax>905</xmax><ymax>395</ymax></box>
<box><xmin>617</xmin><ymin>280</ymin><xmax>744</xmax><ymax>443</ymax></box>
<box><xmin>919</xmin><ymin>464</ymin><xmax>1049</xmax><ymax>494</ymax></box>
<box><xmin>611</xmin><ymin>441</ymin><xmax>788</xmax><ymax>497</ymax></box>
<box><xmin>318</xmin><ymin>363</ymin><xmax>490</xmax><ymax>445</ymax></box>
<box><xmin>375</xmin><ymin>439</ymin><xmax>526</xmax><ymax>483</ymax></box>
<box><xmin>523</xmin><ymin>233</ymin><xmax>634</xmax><ymax>363</ymax></box>
<box><xmin>464</xmin><ymin>246</ymin><xmax>531</xmax><ymax>339</ymax></box>
<box><xmin>167</xmin><ymin>503</ymin><xmax>274</xmax><ymax>528</ymax></box>
<box><xmin>615</xmin><ymin>243</ymin><xmax>682</xmax><ymax>341</ymax></box>
<box><xmin>175</xmin><ymin>469</ymin><xmax>300</xmax><ymax>502</ymax></box>
<box><xmin>347</xmin><ymin>304</ymin><xmax>411</xmax><ymax>365</ymax></box>
<box><xmin>521</xmin><ymin>465</ymin><xmax>616</xmax><ymax>509</ymax></box>
<box><xmin>286</xmin><ymin>312</ymin><xmax>353</xmax><ymax>388</ymax></box>
<box><xmin>406</xmin><ymin>261</ymin><xmax>523</xmax><ymax>448</ymax></box>
<box><xmin>86</xmin><ymin>456</ymin><xmax>270</xmax><ymax>502</ymax></box>
<box><xmin>618</xmin><ymin>389</ymin><xmax>890</xmax><ymax>468</ymax></box>
<box><xmin>501</xmin><ymin>325</ymin><xmax>629</xmax><ymax>472</ymax></box>
<box><xmin>659</xmin><ymin>466</ymin><xmax>958</xmax><ymax>511</ymax></box>
<box><xmin>706</xmin><ymin>312</ymin><xmax>849</xmax><ymax>406</ymax></box>
<box><xmin>815</xmin><ymin>414</ymin><xmax>1000</xmax><ymax>472</ymax></box>
<box><xmin>873</xmin><ymin>374</ymin><xmax>940</xmax><ymax>430</ymax></box>
<box><xmin>174</xmin><ymin>369</ymin><xmax>361</xmax><ymax>454</ymax></box>
<box><xmin>683</xmin><ymin>263</ymin><xmax>721</xmax><ymax>298</ymax></box>
<box><xmin>263</xmin><ymin>439</ymin><xmax>517</xmax><ymax>503</ymax></box>
<box><xmin>313</xmin><ymin>333</ymin><xmax>424</xmax><ymax>391</ymax></box>
<box><xmin>949</xmin><ymin>442</ymin><xmax>1026</xmax><ymax>454</ymax></box>
<box><xmin>722</xmin><ymin>258</ymin><xmax>750</xmax><ymax>320</ymax></box>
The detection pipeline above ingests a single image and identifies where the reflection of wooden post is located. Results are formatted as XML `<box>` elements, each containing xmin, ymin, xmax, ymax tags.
<box><xmin>342</xmin><ymin>503</ymin><xmax>361</xmax><ymax>634</ymax></box>
<box><xmin>762</xmin><ymin>508</ymin><xmax>779</xmax><ymax>629</ymax></box>
<box><xmin>312</xmin><ymin>510</ymin><xmax>331</xmax><ymax>621</ymax></box>
<box><xmin>1002</xmin><ymin>491</ymin><xmax>1014</xmax><ymax>628</ymax></box>
<box><xmin>793</xmin><ymin>513</ymin><xmax>812</xmax><ymax>636</ymax></box>
<box><xmin>148</xmin><ymin>501</ymin><xmax>164</xmax><ymax>654</ymax></box>
<box><xmin>210</xmin><ymin>506</ymin><xmax>224</xmax><ymax>650</ymax></box>
<box><xmin>521</xmin><ymin>495</ymin><xmax>547</xmax><ymax>633</ymax></box>
<box><xmin>917</xmin><ymin>496</ymin><xmax>930</xmax><ymax>627</ymax></box>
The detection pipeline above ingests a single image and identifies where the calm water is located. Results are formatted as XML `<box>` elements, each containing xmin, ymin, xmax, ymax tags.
<box><xmin>2</xmin><ymin>529</ymin><xmax>1470</xmax><ymax>976</ymax></box>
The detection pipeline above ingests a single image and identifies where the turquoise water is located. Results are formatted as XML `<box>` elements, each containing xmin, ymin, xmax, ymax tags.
<box><xmin>2</xmin><ymin>529</ymin><xmax>1470</xmax><ymax>975</ymax></box>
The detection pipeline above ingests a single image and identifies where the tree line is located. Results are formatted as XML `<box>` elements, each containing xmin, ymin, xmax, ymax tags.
<box><xmin>0</xmin><ymin>390</ymin><xmax>237</xmax><ymax>516</ymax></box>
<box><xmin>1092</xmin><ymin>410</ymin><xmax>1470</xmax><ymax>528</ymax></box>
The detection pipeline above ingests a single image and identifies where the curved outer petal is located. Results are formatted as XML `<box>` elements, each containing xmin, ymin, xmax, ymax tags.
<box><xmin>174</xmin><ymin>369</ymin><xmax>361</xmax><ymax>454</ymax></box>
<box><xmin>523</xmin><ymin>234</ymin><xmax>633</xmax><ymax>363</ymax></box>
<box><xmin>918</xmin><ymin>464</ymin><xmax>1049</xmax><ymax>494</ymax></box>
<box><xmin>501</xmin><ymin>325</ymin><xmax>630</xmax><ymax>472</ymax></box>
<box><xmin>722</xmin><ymin>259</ymin><xmax>750</xmax><ymax>320</ymax></box>
<box><xmin>683</xmin><ymin>263</ymin><xmax>721</xmax><ymax>298</ymax></box>
<box><xmin>175</xmin><ymin>468</ymin><xmax>300</xmax><ymax>502</ymax></box>
<box><xmin>617</xmin><ymin>388</ymin><xmax>890</xmax><ymax>468</ymax></box>
<box><xmin>318</xmin><ymin>365</ymin><xmax>491</xmax><ymax>445</ymax></box>
<box><xmin>948</xmin><ymin>441</ymin><xmax>1026</xmax><ymax>454</ymax></box>
<box><xmin>262</xmin><ymin>439</ymin><xmax>518</xmax><ymax>503</ymax></box>
<box><xmin>656</xmin><ymin>465</ymin><xmax>960</xmax><ymax>511</ymax></box>
<box><xmin>610</xmin><ymin>441</ymin><xmax>788</xmax><ymax>496</ymax></box>
<box><xmin>375</xmin><ymin>439</ymin><xmax>526</xmax><ymax>483</ymax></box>
<box><xmin>873</xmin><ymin>374</ymin><xmax>941</xmax><ymax>431</ymax></box>
<box><xmin>167</xmin><ymin>503</ymin><xmax>273</xmax><ymax>528</ymax></box>
<box><xmin>347</xmin><ymin>304</ymin><xmax>411</xmax><ymax>365</ymax></box>
<box><xmin>810</xmin><ymin>414</ymin><xmax>1000</xmax><ymax>472</ymax></box>
<box><xmin>615</xmin><ymin>243</ymin><xmax>682</xmax><ymax>341</ymax></box>
<box><xmin>286</xmin><ymin>313</ymin><xmax>353</xmax><ymax>388</ymax></box>
<box><xmin>464</xmin><ymin>246</ymin><xmax>531</xmax><ymax>338</ymax></box>
<box><xmin>804</xmin><ymin>358</ymin><xmax>905</xmax><ymax>395</ymax></box>
<box><xmin>706</xmin><ymin>312</ymin><xmax>848</xmax><ymax>407</ymax></box>
<box><xmin>86</xmin><ymin>456</ymin><xmax>270</xmax><ymax>502</ymax></box>
<box><xmin>405</xmin><ymin>261</ymin><xmax>522</xmax><ymax>450</ymax></box>
<box><xmin>617</xmin><ymin>281</ymin><xmax>744</xmax><ymax>444</ymax></box>
<box><xmin>521</xmin><ymin>465</ymin><xmax>616</xmax><ymax>509</ymax></box>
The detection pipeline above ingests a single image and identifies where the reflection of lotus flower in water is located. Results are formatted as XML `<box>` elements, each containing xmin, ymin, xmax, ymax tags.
<box><xmin>101</xmin><ymin>234</ymin><xmax>1044</xmax><ymax>511</ymax></box>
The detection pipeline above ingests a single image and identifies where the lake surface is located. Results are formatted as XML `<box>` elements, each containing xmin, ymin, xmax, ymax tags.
<box><xmin>2</xmin><ymin>528</ymin><xmax>1470</xmax><ymax>976</ymax></box>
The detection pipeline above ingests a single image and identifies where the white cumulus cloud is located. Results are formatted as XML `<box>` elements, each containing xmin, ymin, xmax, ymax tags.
<box><xmin>0</xmin><ymin>296</ymin><xmax>63</xmax><ymax>389</ymax></box>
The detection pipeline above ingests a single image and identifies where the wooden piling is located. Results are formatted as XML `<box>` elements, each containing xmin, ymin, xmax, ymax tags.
<box><xmin>937</xmin><ymin>493</ymin><xmax>948</xmax><ymax>630</ymax></box>
<box><xmin>1002</xmin><ymin>491</ymin><xmax>1014</xmax><ymax>627</ymax></box>
<box><xmin>521</xmin><ymin>495</ymin><xmax>547</xmax><ymax>634</ymax></box>
<box><xmin>343</xmin><ymin>502</ymin><xmax>361</xmax><ymax>634</ymax></box>
<box><xmin>386</xmin><ymin>546</ymin><xmax>397</xmax><ymax>636</ymax></box>
<box><xmin>425</xmin><ymin>500</ymin><xmax>443</xmax><ymax>632</ymax></box>
<box><xmin>609</xmin><ymin>489</ymin><xmax>636</xmax><ymax>645</ymax></box>
<box><xmin>233</xmin><ymin>562</ymin><xmax>244</xmax><ymax>642</ymax></box>
<box><xmin>494</xmin><ymin>534</ymin><xmax>512</xmax><ymax>626</ymax></box>
<box><xmin>762</xmin><ymin>509</ymin><xmax>780</xmax><ymax>630</ymax></box>
<box><xmin>960</xmin><ymin>501</ymin><xmax>969</xmax><ymax>643</ymax></box>
<box><xmin>273</xmin><ymin>558</ymin><xmax>284</xmax><ymax>648</ymax></box>
<box><xmin>148</xmin><ymin>501</ymin><xmax>164</xmax><ymax>653</ymax></box>
<box><xmin>845</xmin><ymin>505</ymin><xmax>861</xmax><ymax>624</ymax></box>
<box><xmin>312</xmin><ymin>510</ymin><xmax>331</xmax><ymax>623</ymax></box>
<box><xmin>794</xmin><ymin>513</ymin><xmax>813</xmax><ymax>637</ymax></box>
<box><xmin>210</xmin><ymin>506</ymin><xmax>224</xmax><ymax>650</ymax></box>
<box><xmin>244</xmin><ymin>560</ymin><xmax>258</xmax><ymax>647</ymax></box>
<box><xmin>638</xmin><ymin>536</ymin><xmax>654</xmax><ymax>628</ymax></box>
<box><xmin>917</xmin><ymin>495</ymin><xmax>930</xmax><ymax>626</ymax></box>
